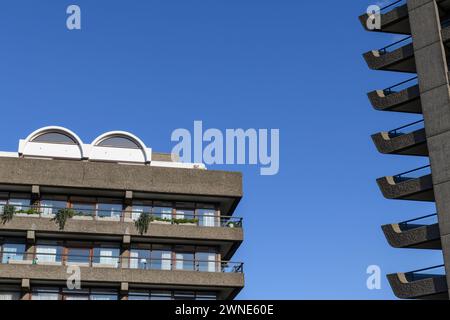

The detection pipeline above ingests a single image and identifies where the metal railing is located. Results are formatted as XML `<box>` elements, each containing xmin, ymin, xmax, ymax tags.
<box><xmin>0</xmin><ymin>204</ymin><xmax>243</xmax><ymax>228</ymax></box>
<box><xmin>0</xmin><ymin>251</ymin><xmax>244</xmax><ymax>273</ymax></box>
<box><xmin>405</xmin><ymin>264</ymin><xmax>445</xmax><ymax>282</ymax></box>
<box><xmin>380</xmin><ymin>0</ymin><xmax>405</xmax><ymax>13</ymax></box>
<box><xmin>394</xmin><ymin>165</ymin><xmax>431</xmax><ymax>180</ymax></box>
<box><xmin>383</xmin><ymin>77</ymin><xmax>418</xmax><ymax>95</ymax></box>
<box><xmin>388</xmin><ymin>119</ymin><xmax>424</xmax><ymax>136</ymax></box>
<box><xmin>378</xmin><ymin>36</ymin><xmax>412</xmax><ymax>55</ymax></box>
<box><xmin>399</xmin><ymin>213</ymin><xmax>438</xmax><ymax>228</ymax></box>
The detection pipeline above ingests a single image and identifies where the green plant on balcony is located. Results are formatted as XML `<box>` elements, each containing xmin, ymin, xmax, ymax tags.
<box><xmin>51</xmin><ymin>208</ymin><xmax>75</xmax><ymax>230</ymax></box>
<box><xmin>173</xmin><ymin>218</ymin><xmax>199</xmax><ymax>225</ymax></box>
<box><xmin>153</xmin><ymin>217</ymin><xmax>172</xmax><ymax>223</ymax></box>
<box><xmin>135</xmin><ymin>212</ymin><xmax>153</xmax><ymax>235</ymax></box>
<box><xmin>16</xmin><ymin>208</ymin><xmax>40</xmax><ymax>215</ymax></box>
<box><xmin>0</xmin><ymin>205</ymin><xmax>16</xmax><ymax>224</ymax></box>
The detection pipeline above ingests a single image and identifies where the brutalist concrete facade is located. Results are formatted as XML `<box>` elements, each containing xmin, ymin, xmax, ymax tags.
<box><xmin>361</xmin><ymin>0</ymin><xmax>450</xmax><ymax>299</ymax></box>
<box><xmin>0</xmin><ymin>129</ymin><xmax>244</xmax><ymax>300</ymax></box>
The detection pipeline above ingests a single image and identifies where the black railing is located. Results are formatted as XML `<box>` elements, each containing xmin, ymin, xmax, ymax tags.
<box><xmin>394</xmin><ymin>165</ymin><xmax>431</xmax><ymax>180</ymax></box>
<box><xmin>0</xmin><ymin>251</ymin><xmax>244</xmax><ymax>273</ymax></box>
<box><xmin>379</xmin><ymin>36</ymin><xmax>412</xmax><ymax>54</ymax></box>
<box><xmin>399</xmin><ymin>213</ymin><xmax>438</xmax><ymax>228</ymax></box>
<box><xmin>383</xmin><ymin>77</ymin><xmax>418</xmax><ymax>95</ymax></box>
<box><xmin>0</xmin><ymin>204</ymin><xmax>243</xmax><ymax>228</ymax></box>
<box><xmin>388</xmin><ymin>119</ymin><xmax>424</xmax><ymax>136</ymax></box>
<box><xmin>405</xmin><ymin>264</ymin><xmax>445</xmax><ymax>282</ymax></box>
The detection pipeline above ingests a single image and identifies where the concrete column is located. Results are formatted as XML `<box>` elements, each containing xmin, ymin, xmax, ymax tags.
<box><xmin>408</xmin><ymin>0</ymin><xmax>450</xmax><ymax>297</ymax></box>
<box><xmin>20</xmin><ymin>279</ymin><xmax>30</xmax><ymax>300</ymax></box>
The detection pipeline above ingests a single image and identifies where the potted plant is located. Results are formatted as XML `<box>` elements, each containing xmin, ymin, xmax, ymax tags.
<box><xmin>173</xmin><ymin>218</ymin><xmax>198</xmax><ymax>226</ymax></box>
<box><xmin>0</xmin><ymin>205</ymin><xmax>15</xmax><ymax>224</ymax></box>
<box><xmin>135</xmin><ymin>212</ymin><xmax>153</xmax><ymax>235</ymax></box>
<box><xmin>16</xmin><ymin>208</ymin><xmax>39</xmax><ymax>217</ymax></box>
<box><xmin>51</xmin><ymin>208</ymin><xmax>75</xmax><ymax>230</ymax></box>
<box><xmin>151</xmin><ymin>216</ymin><xmax>172</xmax><ymax>225</ymax></box>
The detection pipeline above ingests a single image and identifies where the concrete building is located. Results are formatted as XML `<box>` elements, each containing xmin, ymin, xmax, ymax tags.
<box><xmin>360</xmin><ymin>0</ymin><xmax>450</xmax><ymax>299</ymax></box>
<box><xmin>0</xmin><ymin>126</ymin><xmax>244</xmax><ymax>300</ymax></box>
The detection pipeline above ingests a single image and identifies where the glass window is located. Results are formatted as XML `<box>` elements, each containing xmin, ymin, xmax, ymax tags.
<box><xmin>196</xmin><ymin>252</ymin><xmax>218</xmax><ymax>272</ymax></box>
<box><xmin>97</xmin><ymin>203</ymin><xmax>122</xmax><ymax>220</ymax></box>
<box><xmin>93</xmin><ymin>247</ymin><xmax>120</xmax><ymax>267</ymax></box>
<box><xmin>31</xmin><ymin>132</ymin><xmax>77</xmax><ymax>145</ymax></box>
<box><xmin>72</xmin><ymin>203</ymin><xmax>96</xmax><ymax>218</ymax></box>
<box><xmin>130</xmin><ymin>249</ymin><xmax>151</xmax><ymax>269</ymax></box>
<box><xmin>131</xmin><ymin>203</ymin><xmax>152</xmax><ymax>221</ymax></box>
<box><xmin>2</xmin><ymin>243</ymin><xmax>26</xmax><ymax>264</ymax></box>
<box><xmin>0</xmin><ymin>291</ymin><xmax>20</xmax><ymax>300</ymax></box>
<box><xmin>62</xmin><ymin>288</ymin><xmax>90</xmax><ymax>300</ymax></box>
<box><xmin>174</xmin><ymin>251</ymin><xmax>194</xmax><ymax>271</ymax></box>
<box><xmin>97</xmin><ymin>136</ymin><xmax>140</xmax><ymax>149</ymax></box>
<box><xmin>66</xmin><ymin>248</ymin><xmax>90</xmax><ymax>266</ymax></box>
<box><xmin>35</xmin><ymin>243</ymin><xmax>62</xmax><ymax>265</ymax></box>
<box><xmin>32</xmin><ymin>288</ymin><xmax>60</xmax><ymax>300</ymax></box>
<box><xmin>90</xmin><ymin>290</ymin><xmax>118</xmax><ymax>300</ymax></box>
<box><xmin>196</xmin><ymin>207</ymin><xmax>217</xmax><ymax>227</ymax></box>
<box><xmin>174</xmin><ymin>291</ymin><xmax>195</xmax><ymax>300</ymax></box>
<box><xmin>40</xmin><ymin>200</ymin><xmax>67</xmax><ymax>217</ymax></box>
<box><xmin>8</xmin><ymin>198</ymin><xmax>30</xmax><ymax>212</ymax></box>
<box><xmin>175</xmin><ymin>203</ymin><xmax>195</xmax><ymax>221</ymax></box>
<box><xmin>151</xmin><ymin>249</ymin><xmax>172</xmax><ymax>270</ymax></box>
<box><xmin>153</xmin><ymin>203</ymin><xmax>172</xmax><ymax>220</ymax></box>
<box><xmin>150</xmin><ymin>291</ymin><xmax>172</xmax><ymax>300</ymax></box>
<box><xmin>0</xmin><ymin>200</ymin><xmax>7</xmax><ymax>214</ymax></box>
<box><xmin>196</xmin><ymin>292</ymin><xmax>217</xmax><ymax>300</ymax></box>
<box><xmin>128</xmin><ymin>291</ymin><xmax>150</xmax><ymax>300</ymax></box>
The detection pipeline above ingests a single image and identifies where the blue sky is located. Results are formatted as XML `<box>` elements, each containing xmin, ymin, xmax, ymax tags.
<box><xmin>0</xmin><ymin>1</ymin><xmax>443</xmax><ymax>299</ymax></box>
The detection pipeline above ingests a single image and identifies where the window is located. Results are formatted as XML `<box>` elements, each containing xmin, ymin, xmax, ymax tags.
<box><xmin>31</xmin><ymin>132</ymin><xmax>77</xmax><ymax>145</ymax></box>
<box><xmin>8</xmin><ymin>198</ymin><xmax>30</xmax><ymax>211</ymax></box>
<box><xmin>196</xmin><ymin>252</ymin><xmax>218</xmax><ymax>272</ymax></box>
<box><xmin>196</xmin><ymin>205</ymin><xmax>217</xmax><ymax>227</ymax></box>
<box><xmin>66</xmin><ymin>247</ymin><xmax>90</xmax><ymax>266</ymax></box>
<box><xmin>175</xmin><ymin>203</ymin><xmax>195</xmax><ymax>221</ymax></box>
<box><xmin>40</xmin><ymin>199</ymin><xmax>67</xmax><ymax>217</ymax></box>
<box><xmin>129</xmin><ymin>248</ymin><xmax>151</xmax><ymax>270</ymax></box>
<box><xmin>35</xmin><ymin>243</ymin><xmax>62</xmax><ymax>265</ymax></box>
<box><xmin>151</xmin><ymin>247</ymin><xmax>172</xmax><ymax>270</ymax></box>
<box><xmin>174</xmin><ymin>292</ymin><xmax>196</xmax><ymax>300</ymax></box>
<box><xmin>97</xmin><ymin>136</ymin><xmax>140</xmax><ymax>149</ymax></box>
<box><xmin>90</xmin><ymin>290</ymin><xmax>118</xmax><ymax>300</ymax></box>
<box><xmin>1</xmin><ymin>243</ymin><xmax>26</xmax><ymax>264</ymax></box>
<box><xmin>32</xmin><ymin>288</ymin><xmax>60</xmax><ymax>300</ymax></box>
<box><xmin>93</xmin><ymin>247</ymin><xmax>120</xmax><ymax>267</ymax></box>
<box><xmin>97</xmin><ymin>203</ymin><xmax>122</xmax><ymax>220</ymax></box>
<box><xmin>196</xmin><ymin>292</ymin><xmax>217</xmax><ymax>300</ymax></box>
<box><xmin>0</xmin><ymin>290</ymin><xmax>20</xmax><ymax>300</ymax></box>
<box><xmin>71</xmin><ymin>203</ymin><xmax>96</xmax><ymax>218</ymax></box>
<box><xmin>153</xmin><ymin>203</ymin><xmax>173</xmax><ymax>220</ymax></box>
<box><xmin>174</xmin><ymin>247</ymin><xmax>195</xmax><ymax>271</ymax></box>
<box><xmin>150</xmin><ymin>291</ymin><xmax>172</xmax><ymax>300</ymax></box>
<box><xmin>131</xmin><ymin>202</ymin><xmax>152</xmax><ymax>221</ymax></box>
<box><xmin>62</xmin><ymin>289</ymin><xmax>89</xmax><ymax>300</ymax></box>
<box><xmin>128</xmin><ymin>291</ymin><xmax>150</xmax><ymax>300</ymax></box>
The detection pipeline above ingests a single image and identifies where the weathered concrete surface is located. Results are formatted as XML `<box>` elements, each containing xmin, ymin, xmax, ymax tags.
<box><xmin>367</xmin><ymin>85</ymin><xmax>421</xmax><ymax>113</ymax></box>
<box><xmin>376</xmin><ymin>175</ymin><xmax>434</xmax><ymax>201</ymax></box>
<box><xmin>387</xmin><ymin>272</ymin><xmax>448</xmax><ymax>299</ymax></box>
<box><xmin>358</xmin><ymin>4</ymin><xmax>410</xmax><ymax>34</ymax></box>
<box><xmin>382</xmin><ymin>223</ymin><xmax>441</xmax><ymax>249</ymax></box>
<box><xmin>371</xmin><ymin>128</ymin><xmax>428</xmax><ymax>156</ymax></box>
<box><xmin>363</xmin><ymin>43</ymin><xmax>415</xmax><ymax>73</ymax></box>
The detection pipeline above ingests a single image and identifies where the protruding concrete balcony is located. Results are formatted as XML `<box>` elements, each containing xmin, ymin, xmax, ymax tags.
<box><xmin>371</xmin><ymin>120</ymin><xmax>428</xmax><ymax>156</ymax></box>
<box><xmin>382</xmin><ymin>214</ymin><xmax>441</xmax><ymax>249</ymax></box>
<box><xmin>359</xmin><ymin>1</ymin><xmax>410</xmax><ymax>35</ymax></box>
<box><xmin>387</xmin><ymin>265</ymin><xmax>448</xmax><ymax>300</ymax></box>
<box><xmin>367</xmin><ymin>77</ymin><xmax>421</xmax><ymax>113</ymax></box>
<box><xmin>377</xmin><ymin>165</ymin><xmax>434</xmax><ymax>201</ymax></box>
<box><xmin>363</xmin><ymin>37</ymin><xmax>415</xmax><ymax>73</ymax></box>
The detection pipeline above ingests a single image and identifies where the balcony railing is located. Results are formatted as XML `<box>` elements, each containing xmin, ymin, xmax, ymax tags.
<box><xmin>399</xmin><ymin>213</ymin><xmax>438</xmax><ymax>229</ymax></box>
<box><xmin>0</xmin><ymin>252</ymin><xmax>244</xmax><ymax>273</ymax></box>
<box><xmin>378</xmin><ymin>36</ymin><xmax>412</xmax><ymax>55</ymax></box>
<box><xmin>405</xmin><ymin>265</ymin><xmax>445</xmax><ymax>282</ymax></box>
<box><xmin>388</xmin><ymin>119</ymin><xmax>424</xmax><ymax>136</ymax></box>
<box><xmin>383</xmin><ymin>77</ymin><xmax>418</xmax><ymax>95</ymax></box>
<box><xmin>380</xmin><ymin>0</ymin><xmax>405</xmax><ymax>13</ymax></box>
<box><xmin>394</xmin><ymin>165</ymin><xmax>431</xmax><ymax>181</ymax></box>
<box><xmin>0</xmin><ymin>204</ymin><xmax>243</xmax><ymax>228</ymax></box>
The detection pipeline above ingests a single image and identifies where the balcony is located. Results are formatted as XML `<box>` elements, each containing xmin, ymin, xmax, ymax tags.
<box><xmin>0</xmin><ymin>253</ymin><xmax>244</xmax><ymax>299</ymax></box>
<box><xmin>387</xmin><ymin>265</ymin><xmax>448</xmax><ymax>299</ymax></box>
<box><xmin>376</xmin><ymin>165</ymin><xmax>434</xmax><ymax>201</ymax></box>
<box><xmin>367</xmin><ymin>77</ymin><xmax>421</xmax><ymax>113</ymax></box>
<box><xmin>382</xmin><ymin>214</ymin><xmax>441</xmax><ymax>249</ymax></box>
<box><xmin>359</xmin><ymin>1</ymin><xmax>410</xmax><ymax>35</ymax></box>
<box><xmin>371</xmin><ymin>120</ymin><xmax>428</xmax><ymax>156</ymax></box>
<box><xmin>363</xmin><ymin>37</ymin><xmax>415</xmax><ymax>73</ymax></box>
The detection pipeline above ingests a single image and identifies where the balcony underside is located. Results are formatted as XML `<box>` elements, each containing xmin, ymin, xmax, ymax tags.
<box><xmin>0</xmin><ymin>264</ymin><xmax>244</xmax><ymax>300</ymax></box>
<box><xmin>376</xmin><ymin>175</ymin><xmax>434</xmax><ymax>201</ymax></box>
<box><xmin>0</xmin><ymin>216</ymin><xmax>242</xmax><ymax>260</ymax></box>
<box><xmin>367</xmin><ymin>85</ymin><xmax>421</xmax><ymax>113</ymax></box>
<box><xmin>363</xmin><ymin>44</ymin><xmax>415</xmax><ymax>73</ymax></box>
<box><xmin>358</xmin><ymin>4</ymin><xmax>410</xmax><ymax>35</ymax></box>
<box><xmin>382</xmin><ymin>223</ymin><xmax>441</xmax><ymax>249</ymax></box>
<box><xmin>371</xmin><ymin>129</ymin><xmax>428</xmax><ymax>156</ymax></box>
<box><xmin>387</xmin><ymin>273</ymin><xmax>448</xmax><ymax>300</ymax></box>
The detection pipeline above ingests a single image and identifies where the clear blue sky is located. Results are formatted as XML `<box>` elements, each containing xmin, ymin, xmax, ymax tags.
<box><xmin>0</xmin><ymin>1</ymin><xmax>443</xmax><ymax>299</ymax></box>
